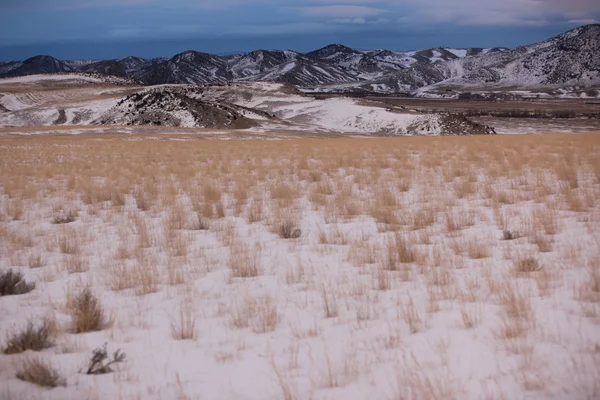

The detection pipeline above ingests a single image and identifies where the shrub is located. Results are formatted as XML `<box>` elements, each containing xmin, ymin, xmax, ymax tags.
<box><xmin>17</xmin><ymin>358</ymin><xmax>66</xmax><ymax>388</ymax></box>
<box><xmin>52</xmin><ymin>211</ymin><xmax>77</xmax><ymax>224</ymax></box>
<box><xmin>515</xmin><ymin>257</ymin><xmax>541</xmax><ymax>274</ymax></box>
<box><xmin>0</xmin><ymin>269</ymin><xmax>35</xmax><ymax>296</ymax></box>
<box><xmin>4</xmin><ymin>319</ymin><xmax>55</xmax><ymax>354</ymax></box>
<box><xmin>502</xmin><ymin>230</ymin><xmax>517</xmax><ymax>240</ymax></box>
<box><xmin>69</xmin><ymin>287</ymin><xmax>107</xmax><ymax>333</ymax></box>
<box><xmin>86</xmin><ymin>343</ymin><xmax>126</xmax><ymax>374</ymax></box>
<box><xmin>279</xmin><ymin>222</ymin><xmax>301</xmax><ymax>239</ymax></box>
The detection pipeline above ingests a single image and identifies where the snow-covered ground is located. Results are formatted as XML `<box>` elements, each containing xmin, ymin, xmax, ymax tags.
<box><xmin>0</xmin><ymin>79</ymin><xmax>465</xmax><ymax>135</ymax></box>
<box><xmin>0</xmin><ymin>134</ymin><xmax>599</xmax><ymax>400</ymax></box>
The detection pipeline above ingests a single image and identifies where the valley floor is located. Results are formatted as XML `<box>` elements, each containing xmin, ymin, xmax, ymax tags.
<box><xmin>1</xmin><ymin>133</ymin><xmax>599</xmax><ymax>399</ymax></box>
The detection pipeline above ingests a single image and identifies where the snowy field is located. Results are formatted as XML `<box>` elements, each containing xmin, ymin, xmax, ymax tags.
<box><xmin>0</xmin><ymin>133</ymin><xmax>599</xmax><ymax>400</ymax></box>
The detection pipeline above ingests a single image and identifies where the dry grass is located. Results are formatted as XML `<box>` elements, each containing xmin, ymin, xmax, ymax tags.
<box><xmin>17</xmin><ymin>357</ymin><xmax>66</xmax><ymax>388</ymax></box>
<box><xmin>514</xmin><ymin>256</ymin><xmax>541</xmax><ymax>275</ymax></box>
<box><xmin>3</xmin><ymin>318</ymin><xmax>55</xmax><ymax>354</ymax></box>
<box><xmin>67</xmin><ymin>287</ymin><xmax>108</xmax><ymax>333</ymax></box>
<box><xmin>171</xmin><ymin>302</ymin><xmax>197</xmax><ymax>340</ymax></box>
<box><xmin>228</xmin><ymin>241</ymin><xmax>261</xmax><ymax>279</ymax></box>
<box><xmin>1</xmin><ymin>132</ymin><xmax>599</xmax><ymax>399</ymax></box>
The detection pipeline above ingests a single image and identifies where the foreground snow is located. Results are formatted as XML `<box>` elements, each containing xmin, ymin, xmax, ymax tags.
<box><xmin>0</xmin><ymin>134</ymin><xmax>599</xmax><ymax>399</ymax></box>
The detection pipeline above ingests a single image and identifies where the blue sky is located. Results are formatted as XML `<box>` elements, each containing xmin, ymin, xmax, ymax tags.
<box><xmin>1</xmin><ymin>0</ymin><xmax>599</xmax><ymax>60</ymax></box>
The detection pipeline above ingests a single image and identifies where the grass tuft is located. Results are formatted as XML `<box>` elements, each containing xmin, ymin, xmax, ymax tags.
<box><xmin>0</xmin><ymin>269</ymin><xmax>35</xmax><ymax>296</ymax></box>
<box><xmin>279</xmin><ymin>222</ymin><xmax>302</xmax><ymax>239</ymax></box>
<box><xmin>17</xmin><ymin>357</ymin><xmax>66</xmax><ymax>388</ymax></box>
<box><xmin>68</xmin><ymin>287</ymin><xmax>107</xmax><ymax>333</ymax></box>
<box><xmin>4</xmin><ymin>319</ymin><xmax>55</xmax><ymax>354</ymax></box>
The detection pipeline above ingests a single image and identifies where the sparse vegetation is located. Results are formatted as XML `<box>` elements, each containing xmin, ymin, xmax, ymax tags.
<box><xmin>86</xmin><ymin>343</ymin><xmax>126</xmax><ymax>374</ymax></box>
<box><xmin>1</xmin><ymin>133</ymin><xmax>599</xmax><ymax>399</ymax></box>
<box><xmin>4</xmin><ymin>319</ymin><xmax>55</xmax><ymax>354</ymax></box>
<box><xmin>279</xmin><ymin>222</ymin><xmax>302</xmax><ymax>239</ymax></box>
<box><xmin>0</xmin><ymin>269</ymin><xmax>35</xmax><ymax>296</ymax></box>
<box><xmin>52</xmin><ymin>210</ymin><xmax>77</xmax><ymax>224</ymax></box>
<box><xmin>17</xmin><ymin>358</ymin><xmax>66</xmax><ymax>388</ymax></box>
<box><xmin>67</xmin><ymin>287</ymin><xmax>107</xmax><ymax>333</ymax></box>
<box><xmin>514</xmin><ymin>256</ymin><xmax>541</xmax><ymax>274</ymax></box>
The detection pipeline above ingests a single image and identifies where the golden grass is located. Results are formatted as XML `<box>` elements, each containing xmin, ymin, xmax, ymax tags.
<box><xmin>1</xmin><ymin>132</ymin><xmax>599</xmax><ymax>398</ymax></box>
<box><xmin>17</xmin><ymin>357</ymin><xmax>66</xmax><ymax>388</ymax></box>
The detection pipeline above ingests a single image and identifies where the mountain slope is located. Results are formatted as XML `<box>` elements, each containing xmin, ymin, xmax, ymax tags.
<box><xmin>2</xmin><ymin>56</ymin><xmax>73</xmax><ymax>78</ymax></box>
<box><xmin>0</xmin><ymin>25</ymin><xmax>598</xmax><ymax>94</ymax></box>
<box><xmin>427</xmin><ymin>24</ymin><xmax>600</xmax><ymax>91</ymax></box>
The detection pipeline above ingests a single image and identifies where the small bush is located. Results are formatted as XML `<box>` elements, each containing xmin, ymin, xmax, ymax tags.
<box><xmin>515</xmin><ymin>257</ymin><xmax>541</xmax><ymax>274</ymax></box>
<box><xmin>4</xmin><ymin>319</ymin><xmax>55</xmax><ymax>354</ymax></box>
<box><xmin>17</xmin><ymin>357</ymin><xmax>66</xmax><ymax>388</ymax></box>
<box><xmin>279</xmin><ymin>222</ymin><xmax>301</xmax><ymax>239</ymax></box>
<box><xmin>502</xmin><ymin>230</ymin><xmax>518</xmax><ymax>241</ymax></box>
<box><xmin>52</xmin><ymin>211</ymin><xmax>77</xmax><ymax>225</ymax></box>
<box><xmin>191</xmin><ymin>213</ymin><xmax>209</xmax><ymax>230</ymax></box>
<box><xmin>86</xmin><ymin>343</ymin><xmax>126</xmax><ymax>374</ymax></box>
<box><xmin>0</xmin><ymin>269</ymin><xmax>35</xmax><ymax>296</ymax></box>
<box><xmin>69</xmin><ymin>287</ymin><xmax>107</xmax><ymax>333</ymax></box>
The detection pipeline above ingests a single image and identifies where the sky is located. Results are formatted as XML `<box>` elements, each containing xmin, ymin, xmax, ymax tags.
<box><xmin>0</xmin><ymin>0</ymin><xmax>599</xmax><ymax>61</ymax></box>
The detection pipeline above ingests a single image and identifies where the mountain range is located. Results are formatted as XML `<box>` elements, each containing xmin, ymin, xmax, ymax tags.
<box><xmin>1</xmin><ymin>24</ymin><xmax>599</xmax><ymax>95</ymax></box>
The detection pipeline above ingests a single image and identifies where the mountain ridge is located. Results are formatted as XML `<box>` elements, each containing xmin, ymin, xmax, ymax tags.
<box><xmin>1</xmin><ymin>24</ymin><xmax>598</xmax><ymax>96</ymax></box>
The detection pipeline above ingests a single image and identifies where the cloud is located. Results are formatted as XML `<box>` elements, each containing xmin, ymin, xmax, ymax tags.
<box><xmin>2</xmin><ymin>0</ymin><xmax>150</xmax><ymax>11</ymax></box>
<box><xmin>329</xmin><ymin>18</ymin><xmax>367</xmax><ymax>24</ymax></box>
<box><xmin>394</xmin><ymin>0</ymin><xmax>600</xmax><ymax>27</ymax></box>
<box><xmin>298</xmin><ymin>5</ymin><xmax>385</xmax><ymax>18</ymax></box>
<box><xmin>568</xmin><ymin>18</ymin><xmax>599</xmax><ymax>24</ymax></box>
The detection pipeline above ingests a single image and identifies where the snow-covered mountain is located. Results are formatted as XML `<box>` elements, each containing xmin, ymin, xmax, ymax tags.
<box><xmin>1</xmin><ymin>56</ymin><xmax>74</xmax><ymax>77</ymax></box>
<box><xmin>427</xmin><ymin>24</ymin><xmax>600</xmax><ymax>90</ymax></box>
<box><xmin>0</xmin><ymin>25</ymin><xmax>598</xmax><ymax>95</ymax></box>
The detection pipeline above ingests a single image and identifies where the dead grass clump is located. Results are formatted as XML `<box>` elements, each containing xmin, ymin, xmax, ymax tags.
<box><xmin>17</xmin><ymin>357</ymin><xmax>66</xmax><ymax>388</ymax></box>
<box><xmin>133</xmin><ymin>188</ymin><xmax>150</xmax><ymax>211</ymax></box>
<box><xmin>171</xmin><ymin>303</ymin><xmax>197</xmax><ymax>340</ymax></box>
<box><xmin>466</xmin><ymin>237</ymin><xmax>491</xmax><ymax>259</ymax></box>
<box><xmin>64</xmin><ymin>254</ymin><xmax>89</xmax><ymax>274</ymax></box>
<box><xmin>111</xmin><ymin>191</ymin><xmax>126</xmax><ymax>207</ymax></box>
<box><xmin>534</xmin><ymin>208</ymin><xmax>558</xmax><ymax>235</ymax></box>
<box><xmin>249</xmin><ymin>295</ymin><xmax>279</xmax><ymax>334</ymax></box>
<box><xmin>190</xmin><ymin>213</ymin><xmax>209</xmax><ymax>231</ymax></box>
<box><xmin>495</xmin><ymin>280</ymin><xmax>534</xmax><ymax>340</ymax></box>
<box><xmin>531</xmin><ymin>233</ymin><xmax>553</xmax><ymax>253</ymax></box>
<box><xmin>371</xmin><ymin>205</ymin><xmax>400</xmax><ymax>227</ymax></box>
<box><xmin>68</xmin><ymin>287</ymin><xmax>107</xmax><ymax>333</ymax></box>
<box><xmin>514</xmin><ymin>256</ymin><xmax>541</xmax><ymax>275</ymax></box>
<box><xmin>7</xmin><ymin>199</ymin><xmax>24</xmax><ymax>221</ymax></box>
<box><xmin>0</xmin><ymin>269</ymin><xmax>35</xmax><ymax>296</ymax></box>
<box><xmin>321</xmin><ymin>286</ymin><xmax>339</xmax><ymax>319</ymax></box>
<box><xmin>228</xmin><ymin>242</ymin><xmax>261</xmax><ymax>279</ymax></box>
<box><xmin>498</xmin><ymin>282</ymin><xmax>532</xmax><ymax>320</ymax></box>
<box><xmin>52</xmin><ymin>210</ymin><xmax>77</xmax><ymax>225</ymax></box>
<box><xmin>58</xmin><ymin>235</ymin><xmax>79</xmax><ymax>255</ymax></box>
<box><xmin>402</xmin><ymin>297</ymin><xmax>425</xmax><ymax>334</ymax></box>
<box><xmin>4</xmin><ymin>319</ymin><xmax>55</xmax><ymax>354</ymax></box>
<box><xmin>279</xmin><ymin>222</ymin><xmax>301</xmax><ymax>239</ymax></box>
<box><xmin>579</xmin><ymin>258</ymin><xmax>600</xmax><ymax>302</ymax></box>
<box><xmin>28</xmin><ymin>252</ymin><xmax>45</xmax><ymax>269</ymax></box>
<box><xmin>230</xmin><ymin>294</ymin><xmax>279</xmax><ymax>333</ymax></box>
<box><xmin>389</xmin><ymin>234</ymin><xmax>417</xmax><ymax>265</ymax></box>
<box><xmin>460</xmin><ymin>303</ymin><xmax>482</xmax><ymax>329</ymax></box>
<box><xmin>247</xmin><ymin>200</ymin><xmax>264</xmax><ymax>223</ymax></box>
<box><xmin>412</xmin><ymin>207</ymin><xmax>436</xmax><ymax>231</ymax></box>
